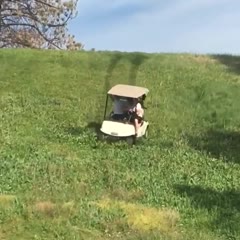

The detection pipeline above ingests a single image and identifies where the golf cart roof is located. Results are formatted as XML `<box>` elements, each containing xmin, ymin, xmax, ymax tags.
<box><xmin>108</xmin><ymin>84</ymin><xmax>149</xmax><ymax>98</ymax></box>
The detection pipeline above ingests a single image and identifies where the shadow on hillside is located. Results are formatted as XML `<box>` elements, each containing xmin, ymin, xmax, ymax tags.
<box><xmin>66</xmin><ymin>122</ymin><xmax>101</xmax><ymax>136</ymax></box>
<box><xmin>187</xmin><ymin>129</ymin><xmax>240</xmax><ymax>164</ymax></box>
<box><xmin>86</xmin><ymin>121</ymin><xmax>102</xmax><ymax>134</ymax></box>
<box><xmin>104</xmin><ymin>51</ymin><xmax>149</xmax><ymax>87</ymax></box>
<box><xmin>66</xmin><ymin>126</ymin><xmax>85</xmax><ymax>136</ymax></box>
<box><xmin>126</xmin><ymin>52</ymin><xmax>149</xmax><ymax>85</ymax></box>
<box><xmin>174</xmin><ymin>184</ymin><xmax>240</xmax><ymax>238</ymax></box>
<box><xmin>211</xmin><ymin>54</ymin><xmax>240</xmax><ymax>75</ymax></box>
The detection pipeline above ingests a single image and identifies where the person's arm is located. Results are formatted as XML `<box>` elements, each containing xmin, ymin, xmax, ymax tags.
<box><xmin>136</xmin><ymin>103</ymin><xmax>143</xmax><ymax>115</ymax></box>
<box><xmin>136</xmin><ymin>103</ymin><xmax>141</xmax><ymax>111</ymax></box>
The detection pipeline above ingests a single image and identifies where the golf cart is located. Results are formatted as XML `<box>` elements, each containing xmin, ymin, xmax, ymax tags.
<box><xmin>99</xmin><ymin>84</ymin><xmax>149</xmax><ymax>145</ymax></box>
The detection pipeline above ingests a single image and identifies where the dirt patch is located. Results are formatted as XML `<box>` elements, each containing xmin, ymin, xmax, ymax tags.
<box><xmin>0</xmin><ymin>231</ymin><xmax>7</xmax><ymax>240</ymax></box>
<box><xmin>92</xmin><ymin>197</ymin><xmax>180</xmax><ymax>238</ymax></box>
<box><xmin>33</xmin><ymin>201</ymin><xmax>57</xmax><ymax>217</ymax></box>
<box><xmin>30</xmin><ymin>200</ymin><xmax>77</xmax><ymax>219</ymax></box>
<box><xmin>0</xmin><ymin>195</ymin><xmax>16</xmax><ymax>208</ymax></box>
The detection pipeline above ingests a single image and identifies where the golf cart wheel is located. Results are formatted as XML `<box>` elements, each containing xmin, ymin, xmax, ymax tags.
<box><xmin>126</xmin><ymin>136</ymin><xmax>136</xmax><ymax>145</ymax></box>
<box><xmin>98</xmin><ymin>132</ymin><xmax>106</xmax><ymax>141</ymax></box>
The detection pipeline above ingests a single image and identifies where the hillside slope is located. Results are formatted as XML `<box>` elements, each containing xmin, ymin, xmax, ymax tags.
<box><xmin>0</xmin><ymin>49</ymin><xmax>240</xmax><ymax>240</ymax></box>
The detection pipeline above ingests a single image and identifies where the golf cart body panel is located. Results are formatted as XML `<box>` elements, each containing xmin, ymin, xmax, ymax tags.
<box><xmin>100</xmin><ymin>120</ymin><xmax>135</xmax><ymax>137</ymax></box>
<box><xmin>136</xmin><ymin>121</ymin><xmax>149</xmax><ymax>138</ymax></box>
<box><xmin>100</xmin><ymin>120</ymin><xmax>149</xmax><ymax>138</ymax></box>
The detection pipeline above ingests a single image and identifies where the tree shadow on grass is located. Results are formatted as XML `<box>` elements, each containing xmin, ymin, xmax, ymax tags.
<box><xmin>174</xmin><ymin>184</ymin><xmax>240</xmax><ymax>238</ymax></box>
<box><xmin>211</xmin><ymin>54</ymin><xmax>240</xmax><ymax>75</ymax></box>
<box><xmin>187</xmin><ymin>129</ymin><xmax>240</xmax><ymax>164</ymax></box>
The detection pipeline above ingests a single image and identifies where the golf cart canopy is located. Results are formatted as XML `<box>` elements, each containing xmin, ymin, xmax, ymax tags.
<box><xmin>108</xmin><ymin>84</ymin><xmax>149</xmax><ymax>98</ymax></box>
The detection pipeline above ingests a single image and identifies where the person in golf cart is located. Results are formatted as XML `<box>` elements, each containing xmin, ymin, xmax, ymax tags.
<box><xmin>110</xmin><ymin>95</ymin><xmax>132</xmax><ymax>120</ymax></box>
<box><xmin>128</xmin><ymin>95</ymin><xmax>146</xmax><ymax>135</ymax></box>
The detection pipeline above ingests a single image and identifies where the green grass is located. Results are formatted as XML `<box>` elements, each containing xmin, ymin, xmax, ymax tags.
<box><xmin>0</xmin><ymin>49</ymin><xmax>240</xmax><ymax>240</ymax></box>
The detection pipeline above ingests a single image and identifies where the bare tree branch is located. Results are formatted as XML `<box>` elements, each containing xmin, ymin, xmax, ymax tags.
<box><xmin>0</xmin><ymin>0</ymin><xmax>83</xmax><ymax>50</ymax></box>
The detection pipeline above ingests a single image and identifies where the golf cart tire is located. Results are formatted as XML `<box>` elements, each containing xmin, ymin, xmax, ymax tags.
<box><xmin>126</xmin><ymin>136</ymin><xmax>136</xmax><ymax>145</ymax></box>
<box><xmin>98</xmin><ymin>132</ymin><xmax>106</xmax><ymax>141</ymax></box>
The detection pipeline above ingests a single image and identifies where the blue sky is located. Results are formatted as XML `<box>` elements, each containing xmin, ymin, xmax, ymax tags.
<box><xmin>68</xmin><ymin>0</ymin><xmax>240</xmax><ymax>54</ymax></box>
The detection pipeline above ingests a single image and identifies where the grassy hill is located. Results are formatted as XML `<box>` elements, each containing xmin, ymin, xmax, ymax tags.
<box><xmin>0</xmin><ymin>49</ymin><xmax>240</xmax><ymax>240</ymax></box>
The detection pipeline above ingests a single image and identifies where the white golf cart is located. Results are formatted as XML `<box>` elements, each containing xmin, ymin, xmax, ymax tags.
<box><xmin>99</xmin><ymin>84</ymin><xmax>149</xmax><ymax>145</ymax></box>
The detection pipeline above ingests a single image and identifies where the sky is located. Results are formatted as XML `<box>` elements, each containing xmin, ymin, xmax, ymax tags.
<box><xmin>68</xmin><ymin>0</ymin><xmax>240</xmax><ymax>54</ymax></box>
